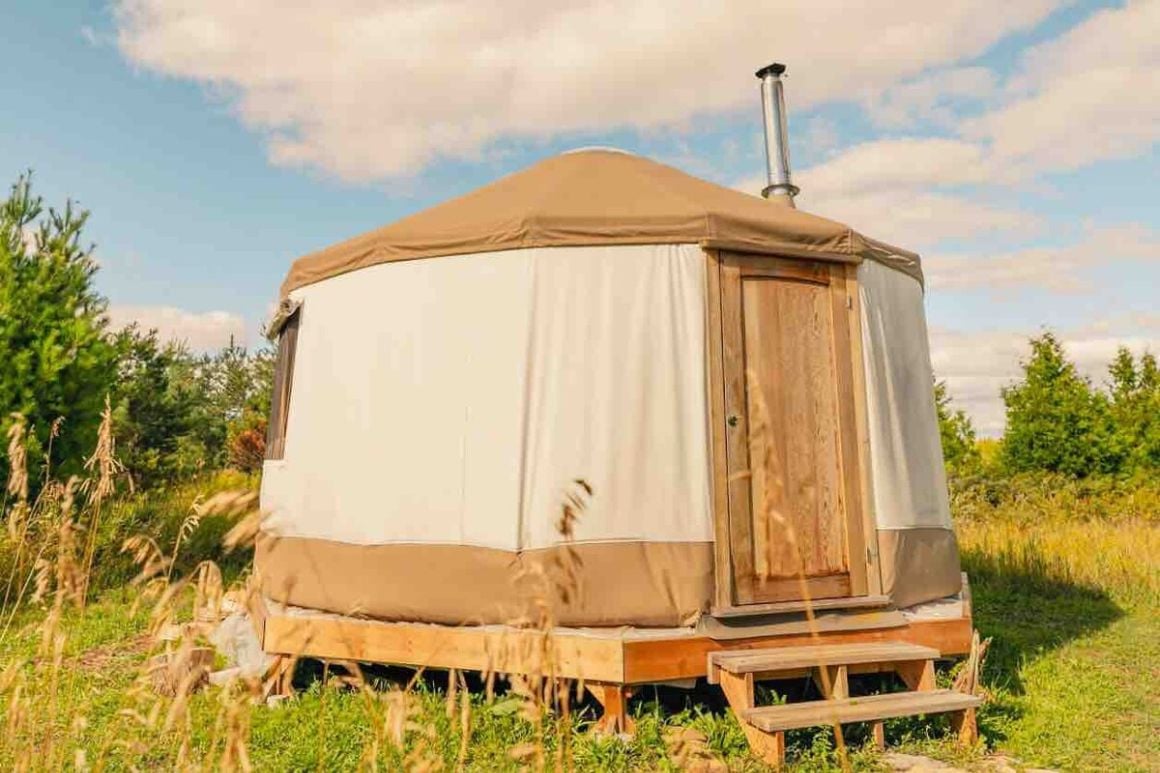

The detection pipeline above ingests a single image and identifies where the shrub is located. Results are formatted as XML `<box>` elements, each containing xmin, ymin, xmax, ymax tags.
<box><xmin>1000</xmin><ymin>333</ymin><xmax>1121</xmax><ymax>477</ymax></box>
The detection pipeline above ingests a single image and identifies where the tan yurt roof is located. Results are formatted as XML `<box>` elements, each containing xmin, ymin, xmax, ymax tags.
<box><xmin>281</xmin><ymin>148</ymin><xmax>921</xmax><ymax>297</ymax></box>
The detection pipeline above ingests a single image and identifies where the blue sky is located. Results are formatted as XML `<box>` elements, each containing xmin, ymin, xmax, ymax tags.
<box><xmin>3</xmin><ymin>1</ymin><xmax>1157</xmax><ymax>433</ymax></box>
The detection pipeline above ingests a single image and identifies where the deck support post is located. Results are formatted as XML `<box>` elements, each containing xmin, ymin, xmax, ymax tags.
<box><xmin>950</xmin><ymin>707</ymin><xmax>978</xmax><ymax>746</ymax></box>
<box><xmin>871</xmin><ymin>720</ymin><xmax>886</xmax><ymax>750</ymax></box>
<box><xmin>265</xmin><ymin>654</ymin><xmax>296</xmax><ymax>699</ymax></box>
<box><xmin>813</xmin><ymin>664</ymin><xmax>849</xmax><ymax>699</ymax></box>
<box><xmin>587</xmin><ymin>683</ymin><xmax>636</xmax><ymax>736</ymax></box>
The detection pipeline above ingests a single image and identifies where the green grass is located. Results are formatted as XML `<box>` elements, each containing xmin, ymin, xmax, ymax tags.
<box><xmin>2</xmin><ymin>475</ymin><xmax>1157</xmax><ymax>770</ymax></box>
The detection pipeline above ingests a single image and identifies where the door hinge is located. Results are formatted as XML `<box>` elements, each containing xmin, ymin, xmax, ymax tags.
<box><xmin>846</xmin><ymin>295</ymin><xmax>854</xmax><ymax>310</ymax></box>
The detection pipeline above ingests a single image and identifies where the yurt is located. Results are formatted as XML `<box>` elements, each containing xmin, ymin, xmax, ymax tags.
<box><xmin>255</xmin><ymin>64</ymin><xmax>963</xmax><ymax>639</ymax></box>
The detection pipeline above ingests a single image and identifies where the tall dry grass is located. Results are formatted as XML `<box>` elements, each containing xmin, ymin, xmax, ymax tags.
<box><xmin>2</xmin><ymin>408</ymin><xmax>714</xmax><ymax>771</ymax></box>
<box><xmin>951</xmin><ymin>474</ymin><xmax>1160</xmax><ymax>605</ymax></box>
<box><xmin>8</xmin><ymin>390</ymin><xmax>1151</xmax><ymax>769</ymax></box>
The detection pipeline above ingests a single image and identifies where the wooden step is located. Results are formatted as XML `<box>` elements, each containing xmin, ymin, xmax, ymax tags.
<box><xmin>742</xmin><ymin>689</ymin><xmax>982</xmax><ymax>733</ymax></box>
<box><xmin>708</xmin><ymin>641</ymin><xmax>939</xmax><ymax>682</ymax></box>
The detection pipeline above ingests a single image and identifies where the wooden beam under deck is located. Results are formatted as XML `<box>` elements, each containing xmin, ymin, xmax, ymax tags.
<box><xmin>262</xmin><ymin>605</ymin><xmax>973</xmax><ymax>688</ymax></box>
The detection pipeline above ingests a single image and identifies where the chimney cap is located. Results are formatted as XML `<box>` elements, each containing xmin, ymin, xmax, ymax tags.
<box><xmin>755</xmin><ymin>62</ymin><xmax>787</xmax><ymax>79</ymax></box>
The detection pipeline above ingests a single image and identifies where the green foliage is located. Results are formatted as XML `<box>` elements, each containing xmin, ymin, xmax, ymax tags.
<box><xmin>1106</xmin><ymin>346</ymin><xmax>1160</xmax><ymax>472</ymax></box>
<box><xmin>0</xmin><ymin>173</ymin><xmax>275</xmax><ymax>491</ymax></box>
<box><xmin>1000</xmin><ymin>332</ymin><xmax>1121</xmax><ymax>477</ymax></box>
<box><xmin>111</xmin><ymin>328</ymin><xmax>204</xmax><ymax>487</ymax></box>
<box><xmin>0</xmin><ymin>174</ymin><xmax>119</xmax><ymax>482</ymax></box>
<box><xmin>112</xmin><ymin>330</ymin><xmax>274</xmax><ymax>487</ymax></box>
<box><xmin>934</xmin><ymin>380</ymin><xmax>981</xmax><ymax>477</ymax></box>
<box><xmin>997</xmin><ymin>333</ymin><xmax>1160</xmax><ymax>478</ymax></box>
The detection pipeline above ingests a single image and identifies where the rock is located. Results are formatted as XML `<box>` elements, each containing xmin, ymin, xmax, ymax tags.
<box><xmin>883</xmin><ymin>752</ymin><xmax>946</xmax><ymax>770</ymax></box>
<box><xmin>208</xmin><ymin>666</ymin><xmax>242</xmax><ymax>686</ymax></box>
<box><xmin>208</xmin><ymin>612</ymin><xmax>274</xmax><ymax>678</ymax></box>
<box><xmin>148</xmin><ymin>644</ymin><xmax>214</xmax><ymax>696</ymax></box>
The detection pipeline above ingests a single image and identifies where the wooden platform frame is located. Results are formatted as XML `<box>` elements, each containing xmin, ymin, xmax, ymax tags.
<box><xmin>260</xmin><ymin>604</ymin><xmax>972</xmax><ymax>687</ymax></box>
<box><xmin>258</xmin><ymin>581</ymin><xmax>973</xmax><ymax>733</ymax></box>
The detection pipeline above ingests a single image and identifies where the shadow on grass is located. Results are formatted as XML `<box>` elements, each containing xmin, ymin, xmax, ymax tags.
<box><xmin>960</xmin><ymin>542</ymin><xmax>1125</xmax><ymax>749</ymax></box>
<box><xmin>961</xmin><ymin>545</ymin><xmax>1123</xmax><ymax>695</ymax></box>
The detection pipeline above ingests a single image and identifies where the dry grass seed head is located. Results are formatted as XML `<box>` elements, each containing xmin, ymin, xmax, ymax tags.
<box><xmin>5</xmin><ymin>413</ymin><xmax>29</xmax><ymax>504</ymax></box>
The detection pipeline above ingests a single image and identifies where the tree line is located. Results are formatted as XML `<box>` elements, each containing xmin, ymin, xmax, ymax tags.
<box><xmin>3</xmin><ymin>173</ymin><xmax>1156</xmax><ymax>492</ymax></box>
<box><xmin>938</xmin><ymin>332</ymin><xmax>1160</xmax><ymax>480</ymax></box>
<box><xmin>1</xmin><ymin>175</ymin><xmax>271</xmax><ymax>492</ymax></box>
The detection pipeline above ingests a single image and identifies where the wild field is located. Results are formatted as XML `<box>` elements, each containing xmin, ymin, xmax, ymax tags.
<box><xmin>1</xmin><ymin>411</ymin><xmax>1156</xmax><ymax>772</ymax></box>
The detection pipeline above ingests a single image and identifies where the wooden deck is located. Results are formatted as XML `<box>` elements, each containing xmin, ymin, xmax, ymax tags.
<box><xmin>258</xmin><ymin>585</ymin><xmax>973</xmax><ymax>687</ymax></box>
<box><xmin>257</xmin><ymin>583</ymin><xmax>976</xmax><ymax>764</ymax></box>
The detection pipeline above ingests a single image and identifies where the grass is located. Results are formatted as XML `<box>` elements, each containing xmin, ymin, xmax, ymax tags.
<box><xmin>1</xmin><ymin>411</ymin><xmax>1157</xmax><ymax>770</ymax></box>
<box><xmin>954</xmin><ymin>508</ymin><xmax>1159</xmax><ymax>771</ymax></box>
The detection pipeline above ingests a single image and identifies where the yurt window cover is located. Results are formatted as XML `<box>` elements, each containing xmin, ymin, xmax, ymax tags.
<box><xmin>266</xmin><ymin>306</ymin><xmax>301</xmax><ymax>460</ymax></box>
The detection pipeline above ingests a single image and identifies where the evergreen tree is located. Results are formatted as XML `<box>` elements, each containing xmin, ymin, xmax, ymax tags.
<box><xmin>0</xmin><ymin>174</ymin><xmax>118</xmax><ymax>482</ymax></box>
<box><xmin>1000</xmin><ymin>332</ymin><xmax>1120</xmax><ymax>477</ymax></box>
<box><xmin>1107</xmin><ymin>347</ymin><xmax>1160</xmax><ymax>472</ymax></box>
<box><xmin>934</xmin><ymin>380</ymin><xmax>981</xmax><ymax>476</ymax></box>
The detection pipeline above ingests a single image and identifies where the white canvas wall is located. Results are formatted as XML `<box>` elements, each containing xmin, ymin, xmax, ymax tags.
<box><xmin>260</xmin><ymin>243</ymin><xmax>713</xmax><ymax>550</ymax></box>
<box><xmin>858</xmin><ymin>260</ymin><xmax>953</xmax><ymax>530</ymax></box>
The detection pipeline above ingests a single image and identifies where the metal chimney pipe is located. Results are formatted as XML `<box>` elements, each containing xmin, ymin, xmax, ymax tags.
<box><xmin>756</xmin><ymin>62</ymin><xmax>799</xmax><ymax>202</ymax></box>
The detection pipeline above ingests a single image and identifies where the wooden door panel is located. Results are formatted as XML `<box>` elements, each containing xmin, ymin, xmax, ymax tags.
<box><xmin>742</xmin><ymin>276</ymin><xmax>847</xmax><ymax>581</ymax></box>
<box><xmin>720</xmin><ymin>254</ymin><xmax>867</xmax><ymax>606</ymax></box>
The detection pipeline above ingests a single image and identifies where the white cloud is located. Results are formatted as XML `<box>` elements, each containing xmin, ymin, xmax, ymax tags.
<box><xmin>806</xmin><ymin>188</ymin><xmax>1034</xmax><ymax>249</ymax></box>
<box><xmin>868</xmin><ymin>66</ymin><xmax>996</xmax><ymax>128</ymax></box>
<box><xmin>790</xmin><ymin>138</ymin><xmax>1035</xmax><ymax>247</ymax></box>
<box><xmin>107</xmin><ymin>305</ymin><xmax>248</xmax><ymax>352</ymax></box>
<box><xmin>924</xmin><ymin>223</ymin><xmax>1160</xmax><ymax>292</ymax></box>
<box><xmin>802</xmin><ymin>116</ymin><xmax>840</xmax><ymax>155</ymax></box>
<box><xmin>963</xmin><ymin>0</ymin><xmax>1160</xmax><ymax>176</ymax></box>
<box><xmin>931</xmin><ymin>314</ymin><xmax>1160</xmax><ymax>436</ymax></box>
<box><xmin>800</xmin><ymin>138</ymin><xmax>996</xmax><ymax>195</ymax></box>
<box><xmin>774</xmin><ymin>3</ymin><xmax>1159</xmax><ymax>253</ymax></box>
<box><xmin>112</xmin><ymin>0</ymin><xmax>1056</xmax><ymax>181</ymax></box>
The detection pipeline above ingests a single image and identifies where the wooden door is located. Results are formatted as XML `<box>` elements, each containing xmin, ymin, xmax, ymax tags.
<box><xmin>719</xmin><ymin>253</ymin><xmax>868</xmax><ymax>605</ymax></box>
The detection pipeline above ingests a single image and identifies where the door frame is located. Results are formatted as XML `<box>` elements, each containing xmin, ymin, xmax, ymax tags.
<box><xmin>704</xmin><ymin>249</ymin><xmax>882</xmax><ymax>613</ymax></box>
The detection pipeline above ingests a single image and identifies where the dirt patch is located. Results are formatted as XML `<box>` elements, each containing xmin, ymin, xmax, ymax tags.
<box><xmin>73</xmin><ymin>633</ymin><xmax>152</xmax><ymax>671</ymax></box>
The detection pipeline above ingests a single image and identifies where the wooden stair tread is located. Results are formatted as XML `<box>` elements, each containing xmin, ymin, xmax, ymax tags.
<box><xmin>710</xmin><ymin>641</ymin><xmax>939</xmax><ymax>675</ymax></box>
<box><xmin>742</xmin><ymin>689</ymin><xmax>982</xmax><ymax>732</ymax></box>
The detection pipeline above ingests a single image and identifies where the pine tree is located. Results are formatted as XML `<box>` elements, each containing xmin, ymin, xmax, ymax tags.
<box><xmin>0</xmin><ymin>174</ymin><xmax>119</xmax><ymax>482</ymax></box>
<box><xmin>1107</xmin><ymin>347</ymin><xmax>1160</xmax><ymax>472</ymax></box>
<box><xmin>1000</xmin><ymin>332</ymin><xmax>1120</xmax><ymax>477</ymax></box>
<box><xmin>934</xmin><ymin>380</ymin><xmax>981</xmax><ymax>476</ymax></box>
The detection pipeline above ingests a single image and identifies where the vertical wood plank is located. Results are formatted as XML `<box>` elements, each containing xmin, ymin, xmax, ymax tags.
<box><xmin>950</xmin><ymin>707</ymin><xmax>978</xmax><ymax>746</ymax></box>
<box><xmin>846</xmin><ymin>265</ymin><xmax>883</xmax><ymax>595</ymax></box>
<box><xmin>704</xmin><ymin>250</ymin><xmax>734</xmax><ymax>610</ymax></box>
<box><xmin>871</xmin><ymin>721</ymin><xmax>886</xmax><ymax>750</ymax></box>
<box><xmin>720</xmin><ymin>254</ymin><xmax>756</xmax><ymax>601</ymax></box>
<box><xmin>588</xmin><ymin>683</ymin><xmax>636</xmax><ymax>736</ymax></box>
<box><xmin>830</xmin><ymin>266</ymin><xmax>869</xmax><ymax>596</ymax></box>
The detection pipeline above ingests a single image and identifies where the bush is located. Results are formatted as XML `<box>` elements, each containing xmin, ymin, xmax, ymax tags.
<box><xmin>1000</xmin><ymin>333</ymin><xmax>1121</xmax><ymax>477</ymax></box>
<box><xmin>112</xmin><ymin>329</ymin><xmax>273</xmax><ymax>488</ymax></box>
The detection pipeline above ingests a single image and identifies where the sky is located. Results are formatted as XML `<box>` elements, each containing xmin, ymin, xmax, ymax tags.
<box><xmin>3</xmin><ymin>0</ymin><xmax>1158</xmax><ymax>435</ymax></box>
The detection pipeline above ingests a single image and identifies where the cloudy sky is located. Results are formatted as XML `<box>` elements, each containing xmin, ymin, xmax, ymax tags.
<box><xmin>4</xmin><ymin>1</ymin><xmax>1158</xmax><ymax>434</ymax></box>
